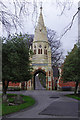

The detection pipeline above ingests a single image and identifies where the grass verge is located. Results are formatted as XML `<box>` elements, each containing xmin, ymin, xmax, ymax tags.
<box><xmin>2</xmin><ymin>93</ymin><xmax>35</xmax><ymax>116</ymax></box>
<box><xmin>66</xmin><ymin>94</ymin><xmax>80</xmax><ymax>100</ymax></box>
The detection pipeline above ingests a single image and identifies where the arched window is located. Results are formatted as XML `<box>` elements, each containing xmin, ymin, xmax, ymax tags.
<box><xmin>41</xmin><ymin>49</ymin><xmax>42</xmax><ymax>54</ymax></box>
<box><xmin>38</xmin><ymin>49</ymin><xmax>40</xmax><ymax>54</ymax></box>
<box><xmin>44</xmin><ymin>46</ymin><xmax>47</xmax><ymax>55</ymax></box>
<box><xmin>34</xmin><ymin>45</ymin><xmax>36</xmax><ymax>54</ymax></box>
<box><xmin>45</xmin><ymin>50</ymin><xmax>47</xmax><ymax>55</ymax></box>
<box><xmin>34</xmin><ymin>49</ymin><xmax>36</xmax><ymax>54</ymax></box>
<box><xmin>38</xmin><ymin>45</ymin><xmax>42</xmax><ymax>54</ymax></box>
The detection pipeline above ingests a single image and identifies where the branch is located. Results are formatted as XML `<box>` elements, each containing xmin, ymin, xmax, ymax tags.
<box><xmin>56</xmin><ymin>0</ymin><xmax>73</xmax><ymax>16</ymax></box>
<box><xmin>60</xmin><ymin>8</ymin><xmax>80</xmax><ymax>40</ymax></box>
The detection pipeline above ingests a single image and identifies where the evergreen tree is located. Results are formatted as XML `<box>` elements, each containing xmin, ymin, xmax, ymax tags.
<box><xmin>62</xmin><ymin>43</ymin><xmax>80</xmax><ymax>94</ymax></box>
<box><xmin>2</xmin><ymin>34</ymin><xmax>33</xmax><ymax>95</ymax></box>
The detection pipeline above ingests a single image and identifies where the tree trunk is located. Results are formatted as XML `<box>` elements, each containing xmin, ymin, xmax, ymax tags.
<box><xmin>74</xmin><ymin>80</ymin><xmax>79</xmax><ymax>95</ymax></box>
<box><xmin>2</xmin><ymin>80</ymin><xmax>9</xmax><ymax>95</ymax></box>
<box><xmin>2</xmin><ymin>80</ymin><xmax>9</xmax><ymax>103</ymax></box>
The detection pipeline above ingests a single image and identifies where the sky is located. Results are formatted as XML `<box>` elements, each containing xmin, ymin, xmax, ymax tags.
<box><xmin>0</xmin><ymin>0</ymin><xmax>80</xmax><ymax>57</ymax></box>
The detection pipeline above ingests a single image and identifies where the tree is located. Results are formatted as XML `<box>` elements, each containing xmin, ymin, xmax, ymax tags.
<box><xmin>47</xmin><ymin>28</ymin><xmax>64</xmax><ymax>67</ymax></box>
<box><xmin>62</xmin><ymin>43</ymin><xmax>80</xmax><ymax>95</ymax></box>
<box><xmin>2</xmin><ymin>33</ymin><xmax>33</xmax><ymax>95</ymax></box>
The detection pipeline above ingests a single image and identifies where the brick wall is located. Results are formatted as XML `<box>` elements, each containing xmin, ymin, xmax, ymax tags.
<box><xmin>8</xmin><ymin>82</ymin><xmax>20</xmax><ymax>87</ymax></box>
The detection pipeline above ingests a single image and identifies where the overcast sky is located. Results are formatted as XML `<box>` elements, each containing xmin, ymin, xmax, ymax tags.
<box><xmin>26</xmin><ymin>0</ymin><xmax>79</xmax><ymax>56</ymax></box>
<box><xmin>0</xmin><ymin>0</ymin><xmax>80</xmax><ymax>57</ymax></box>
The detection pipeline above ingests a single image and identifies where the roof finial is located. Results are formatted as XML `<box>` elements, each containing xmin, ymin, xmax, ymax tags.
<box><xmin>40</xmin><ymin>2</ymin><xmax>42</xmax><ymax>11</ymax></box>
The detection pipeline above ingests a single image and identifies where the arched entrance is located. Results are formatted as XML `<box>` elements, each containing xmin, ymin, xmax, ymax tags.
<box><xmin>33</xmin><ymin>69</ymin><xmax>48</xmax><ymax>90</ymax></box>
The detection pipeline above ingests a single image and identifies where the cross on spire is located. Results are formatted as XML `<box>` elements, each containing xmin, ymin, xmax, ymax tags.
<box><xmin>40</xmin><ymin>2</ymin><xmax>42</xmax><ymax>11</ymax></box>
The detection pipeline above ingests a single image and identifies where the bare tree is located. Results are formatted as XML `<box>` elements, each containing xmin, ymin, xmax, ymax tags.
<box><xmin>60</xmin><ymin>7</ymin><xmax>80</xmax><ymax>40</ymax></box>
<box><xmin>0</xmin><ymin>0</ymin><xmax>38</xmax><ymax>36</ymax></box>
<box><xmin>47</xmin><ymin>28</ymin><xmax>64</xmax><ymax>67</ymax></box>
<box><xmin>55</xmin><ymin>0</ymin><xmax>80</xmax><ymax>39</ymax></box>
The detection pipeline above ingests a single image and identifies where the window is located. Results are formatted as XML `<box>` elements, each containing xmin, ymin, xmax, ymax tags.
<box><xmin>44</xmin><ymin>46</ymin><xmax>47</xmax><ymax>55</ymax></box>
<box><xmin>38</xmin><ymin>49</ymin><xmax>40</xmax><ymax>54</ymax></box>
<box><xmin>34</xmin><ymin>45</ymin><xmax>36</xmax><ymax>54</ymax></box>
<box><xmin>39</xmin><ymin>45</ymin><xmax>42</xmax><ymax>48</ymax></box>
<box><xmin>34</xmin><ymin>49</ymin><xmax>36</xmax><ymax>54</ymax></box>
<box><xmin>38</xmin><ymin>49</ymin><xmax>42</xmax><ymax>54</ymax></box>
<box><xmin>38</xmin><ymin>45</ymin><xmax>42</xmax><ymax>54</ymax></box>
<box><xmin>45</xmin><ymin>50</ymin><xmax>47</xmax><ymax>55</ymax></box>
<box><xmin>41</xmin><ymin>49</ymin><xmax>42</xmax><ymax>54</ymax></box>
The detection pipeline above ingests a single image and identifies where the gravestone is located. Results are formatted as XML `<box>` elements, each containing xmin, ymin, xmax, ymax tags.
<box><xmin>14</xmin><ymin>94</ymin><xmax>24</xmax><ymax>104</ymax></box>
<box><xmin>2</xmin><ymin>94</ymin><xmax>8</xmax><ymax>103</ymax></box>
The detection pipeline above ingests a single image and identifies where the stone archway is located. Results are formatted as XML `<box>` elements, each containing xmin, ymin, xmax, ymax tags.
<box><xmin>32</xmin><ymin>68</ymin><xmax>48</xmax><ymax>90</ymax></box>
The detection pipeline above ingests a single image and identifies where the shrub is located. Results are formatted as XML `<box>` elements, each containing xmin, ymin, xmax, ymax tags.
<box><xmin>7</xmin><ymin>87</ymin><xmax>21</xmax><ymax>91</ymax></box>
<box><xmin>62</xmin><ymin>86</ymin><xmax>72</xmax><ymax>91</ymax></box>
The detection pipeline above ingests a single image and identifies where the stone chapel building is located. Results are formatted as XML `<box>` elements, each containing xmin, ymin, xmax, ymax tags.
<box><xmin>28</xmin><ymin>6</ymin><xmax>53</xmax><ymax>90</ymax></box>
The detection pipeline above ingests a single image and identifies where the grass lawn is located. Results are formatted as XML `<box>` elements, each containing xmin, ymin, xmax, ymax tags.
<box><xmin>66</xmin><ymin>94</ymin><xmax>80</xmax><ymax>100</ymax></box>
<box><xmin>2</xmin><ymin>93</ymin><xmax>35</xmax><ymax>116</ymax></box>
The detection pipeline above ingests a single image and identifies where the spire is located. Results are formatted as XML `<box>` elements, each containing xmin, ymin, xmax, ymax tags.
<box><xmin>36</xmin><ymin>5</ymin><xmax>45</xmax><ymax>30</ymax></box>
<box><xmin>33</xmin><ymin>4</ymin><xmax>48</xmax><ymax>42</ymax></box>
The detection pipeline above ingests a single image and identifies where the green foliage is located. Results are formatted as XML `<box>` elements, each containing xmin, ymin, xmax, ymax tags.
<box><xmin>2</xmin><ymin>94</ymin><xmax>35</xmax><ymax>115</ymax></box>
<box><xmin>66</xmin><ymin>94</ymin><xmax>80</xmax><ymax>100</ymax></box>
<box><xmin>7</xmin><ymin>87</ymin><xmax>21</xmax><ymax>91</ymax></box>
<box><xmin>62</xmin><ymin>44</ymin><xmax>80</xmax><ymax>83</ymax></box>
<box><xmin>2</xmin><ymin>33</ymin><xmax>33</xmax><ymax>83</ymax></box>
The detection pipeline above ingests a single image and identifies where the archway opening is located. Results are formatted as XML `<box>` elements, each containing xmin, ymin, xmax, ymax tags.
<box><xmin>34</xmin><ymin>69</ymin><xmax>46</xmax><ymax>90</ymax></box>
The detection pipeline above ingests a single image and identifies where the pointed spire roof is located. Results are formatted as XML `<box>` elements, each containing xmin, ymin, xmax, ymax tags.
<box><xmin>33</xmin><ymin>6</ymin><xmax>48</xmax><ymax>42</ymax></box>
<box><xmin>36</xmin><ymin>6</ymin><xmax>45</xmax><ymax>30</ymax></box>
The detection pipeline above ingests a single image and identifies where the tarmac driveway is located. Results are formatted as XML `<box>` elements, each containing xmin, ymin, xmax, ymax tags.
<box><xmin>4</xmin><ymin>90</ymin><xmax>79</xmax><ymax>119</ymax></box>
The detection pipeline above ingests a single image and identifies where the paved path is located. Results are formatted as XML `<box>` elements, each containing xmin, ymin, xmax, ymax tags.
<box><xmin>4</xmin><ymin>90</ymin><xmax>79</xmax><ymax>119</ymax></box>
<box><xmin>35</xmin><ymin>76</ymin><xmax>46</xmax><ymax>90</ymax></box>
